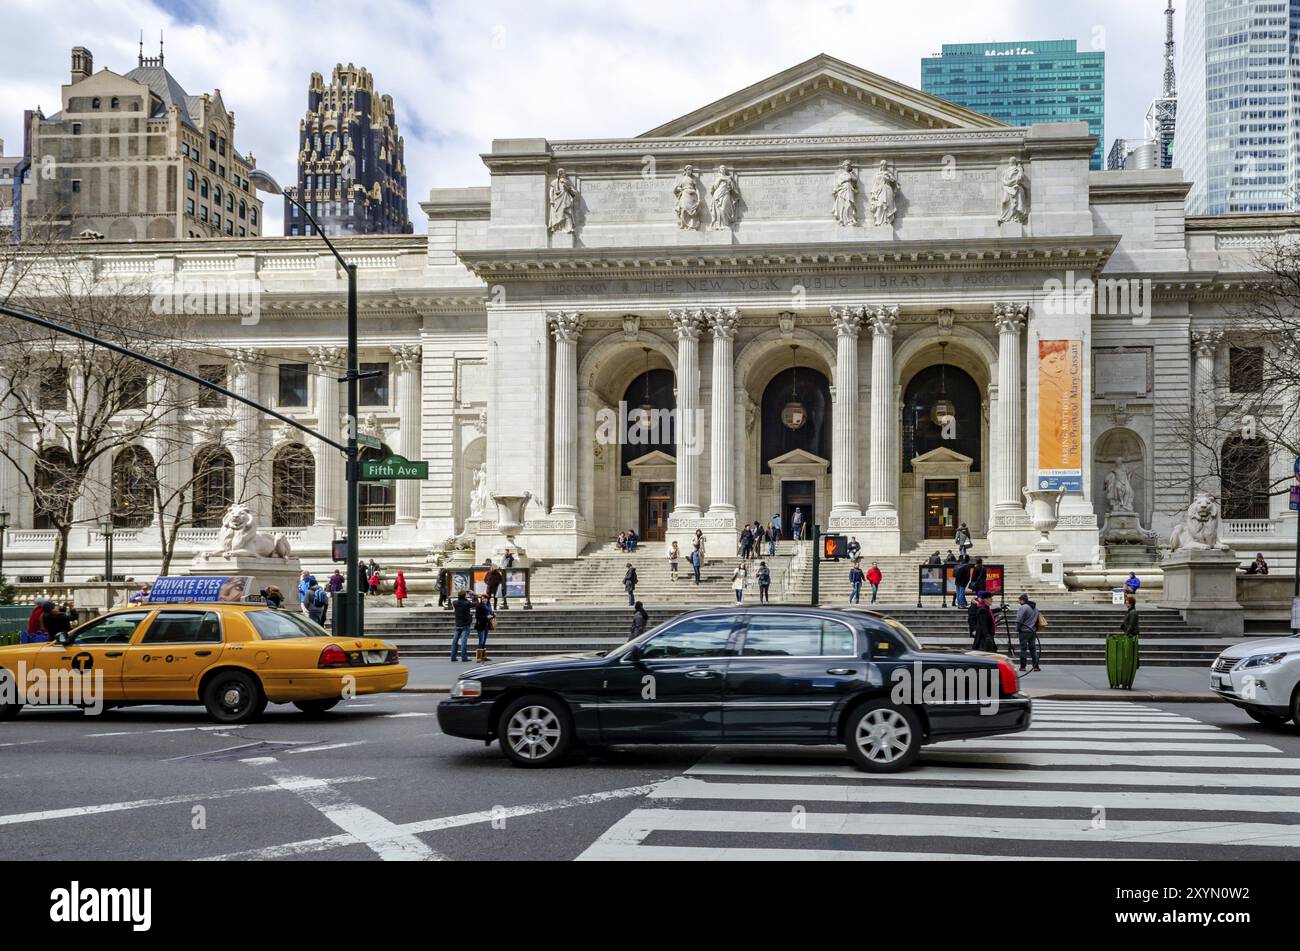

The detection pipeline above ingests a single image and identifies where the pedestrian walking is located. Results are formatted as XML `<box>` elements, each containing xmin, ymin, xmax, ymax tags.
<box><xmin>368</xmin><ymin>567</ymin><xmax>382</xmax><ymax>596</ymax></box>
<box><xmin>848</xmin><ymin>561</ymin><xmax>865</xmax><ymax>605</ymax></box>
<box><xmin>436</xmin><ymin>568</ymin><xmax>449</xmax><ymax>608</ymax></box>
<box><xmin>866</xmin><ymin>561</ymin><xmax>883</xmax><ymax>604</ymax></box>
<box><xmin>668</xmin><ymin>541</ymin><xmax>680</xmax><ymax>581</ymax></box>
<box><xmin>971</xmin><ymin>591</ymin><xmax>998</xmax><ymax>652</ymax></box>
<box><xmin>756</xmin><ymin>560</ymin><xmax>771</xmax><ymax>602</ymax></box>
<box><xmin>955</xmin><ymin>522</ymin><xmax>972</xmax><ymax>559</ymax></box>
<box><xmin>969</xmin><ymin>557</ymin><xmax>987</xmax><ymax>596</ymax></box>
<box><xmin>953</xmin><ymin>558</ymin><xmax>971</xmax><ymax>609</ymax></box>
<box><xmin>485</xmin><ymin>562</ymin><xmax>503</xmax><ymax>609</ymax></box>
<box><xmin>298</xmin><ymin>571</ymin><xmax>315</xmax><ymax>613</ymax></box>
<box><xmin>1120</xmin><ymin>594</ymin><xmax>1141</xmax><ymax>637</ymax></box>
<box><xmin>451</xmin><ymin>591</ymin><xmax>473</xmax><ymax>662</ymax></box>
<box><xmin>739</xmin><ymin>525</ymin><xmax>754</xmax><ymax>559</ymax></box>
<box><xmin>1015</xmin><ymin>593</ymin><xmax>1041</xmax><ymax>672</ymax></box>
<box><xmin>771</xmin><ymin>512</ymin><xmax>783</xmax><ymax>538</ymax></box>
<box><xmin>394</xmin><ymin>570</ymin><xmax>408</xmax><ymax>609</ymax></box>
<box><xmin>623</xmin><ymin>562</ymin><xmax>638</xmax><ymax>606</ymax></box>
<box><xmin>791</xmin><ymin>507</ymin><xmax>804</xmax><ymax>541</ymax></box>
<box><xmin>693</xmin><ymin>529</ymin><xmax>707</xmax><ymax>564</ymax></box>
<box><xmin>474</xmin><ymin>594</ymin><xmax>495</xmax><ymax>662</ymax></box>
<box><xmin>689</xmin><ymin>546</ymin><xmax>702</xmax><ymax>585</ymax></box>
<box><xmin>732</xmin><ymin>562</ymin><xmax>748</xmax><ymax>604</ymax></box>
<box><xmin>328</xmin><ymin>569</ymin><xmax>345</xmax><ymax>594</ymax></box>
<box><xmin>306</xmin><ymin>581</ymin><xmax>329</xmax><ymax>626</ymax></box>
<box><xmin>628</xmin><ymin>601</ymin><xmax>649</xmax><ymax>641</ymax></box>
<box><xmin>767</xmin><ymin>522</ymin><xmax>778</xmax><ymax>557</ymax></box>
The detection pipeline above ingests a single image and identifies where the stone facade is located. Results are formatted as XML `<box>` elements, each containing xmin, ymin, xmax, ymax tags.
<box><xmin>2</xmin><ymin>54</ymin><xmax>1298</xmax><ymax>582</ymax></box>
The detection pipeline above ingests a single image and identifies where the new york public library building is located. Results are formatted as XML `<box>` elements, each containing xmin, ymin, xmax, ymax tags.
<box><xmin>3</xmin><ymin>55</ymin><xmax>1296</xmax><ymax>590</ymax></box>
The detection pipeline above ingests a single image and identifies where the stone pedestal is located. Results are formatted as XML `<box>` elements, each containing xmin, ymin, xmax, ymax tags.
<box><xmin>1158</xmin><ymin>549</ymin><xmax>1244</xmax><ymax>635</ymax></box>
<box><xmin>1100</xmin><ymin>510</ymin><xmax>1154</xmax><ymax>546</ymax></box>
<box><xmin>1026</xmin><ymin>551</ymin><xmax>1064</xmax><ymax>586</ymax></box>
<box><xmin>188</xmin><ymin>554</ymin><xmax>305</xmax><ymax>609</ymax></box>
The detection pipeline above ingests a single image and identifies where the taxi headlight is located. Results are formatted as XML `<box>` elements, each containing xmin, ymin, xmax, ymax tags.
<box><xmin>1239</xmin><ymin>652</ymin><xmax>1290</xmax><ymax>670</ymax></box>
<box><xmin>451</xmin><ymin>679</ymin><xmax>482</xmax><ymax>699</ymax></box>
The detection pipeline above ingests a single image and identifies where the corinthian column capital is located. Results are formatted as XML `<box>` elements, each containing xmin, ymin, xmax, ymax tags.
<box><xmin>547</xmin><ymin>311</ymin><xmax>585</xmax><ymax>344</ymax></box>
<box><xmin>707</xmin><ymin>307</ymin><xmax>741</xmax><ymax>340</ymax></box>
<box><xmin>867</xmin><ymin>305</ymin><xmax>899</xmax><ymax>338</ymax></box>
<box><xmin>993</xmin><ymin>302</ymin><xmax>1029</xmax><ymax>335</ymax></box>
<box><xmin>307</xmin><ymin>345</ymin><xmax>345</xmax><ymax>372</ymax></box>
<box><xmin>669</xmin><ymin>308</ymin><xmax>702</xmax><ymax>341</ymax></box>
<box><xmin>390</xmin><ymin>343</ymin><xmax>422</xmax><ymax>371</ymax></box>
<box><xmin>830</xmin><ymin>305</ymin><xmax>864</xmax><ymax>338</ymax></box>
<box><xmin>1191</xmin><ymin>330</ymin><xmax>1224</xmax><ymax>359</ymax></box>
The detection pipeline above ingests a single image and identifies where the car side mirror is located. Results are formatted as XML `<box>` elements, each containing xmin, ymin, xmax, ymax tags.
<box><xmin>54</xmin><ymin>633</ymin><xmax>71</xmax><ymax>647</ymax></box>
<box><xmin>626</xmin><ymin>643</ymin><xmax>643</xmax><ymax>663</ymax></box>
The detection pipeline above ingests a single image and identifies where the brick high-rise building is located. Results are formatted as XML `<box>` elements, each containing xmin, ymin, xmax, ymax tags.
<box><xmin>20</xmin><ymin>43</ymin><xmax>264</xmax><ymax>241</ymax></box>
<box><xmin>285</xmin><ymin>64</ymin><xmax>411</xmax><ymax>236</ymax></box>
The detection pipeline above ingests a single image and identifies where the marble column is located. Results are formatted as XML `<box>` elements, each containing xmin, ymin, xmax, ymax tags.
<box><xmin>831</xmin><ymin>305</ymin><xmax>864</xmax><ymax>516</ymax></box>
<box><xmin>391</xmin><ymin>344</ymin><xmax>423</xmax><ymax>525</ymax></box>
<box><xmin>547</xmin><ymin>311</ymin><xmax>584</xmax><ymax>515</ymax></box>
<box><xmin>670</xmin><ymin>308</ymin><xmax>703</xmax><ymax>516</ymax></box>
<box><xmin>0</xmin><ymin>363</ymin><xmax>19</xmax><ymax>530</ymax></box>
<box><xmin>707</xmin><ymin>307</ymin><xmax>740</xmax><ymax>516</ymax></box>
<box><xmin>227</xmin><ymin>348</ymin><xmax>266</xmax><ymax>523</ymax></box>
<box><xmin>308</xmin><ymin>346</ymin><xmax>344</xmax><ymax>527</ymax></box>
<box><xmin>993</xmin><ymin>302</ymin><xmax>1028</xmax><ymax>510</ymax></box>
<box><xmin>1191</xmin><ymin>330</ymin><xmax>1223</xmax><ymax>494</ymax></box>
<box><xmin>71</xmin><ymin>367</ymin><xmax>109</xmax><ymax>527</ymax></box>
<box><xmin>867</xmin><ymin>306</ymin><xmax>899</xmax><ymax>517</ymax></box>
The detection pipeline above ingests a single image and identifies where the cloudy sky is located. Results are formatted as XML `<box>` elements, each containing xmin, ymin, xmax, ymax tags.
<box><xmin>1</xmin><ymin>0</ymin><xmax>1179</xmax><ymax>235</ymax></box>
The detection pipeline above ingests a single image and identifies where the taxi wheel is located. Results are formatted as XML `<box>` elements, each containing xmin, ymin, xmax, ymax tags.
<box><xmin>203</xmin><ymin>671</ymin><xmax>265</xmax><ymax>724</ymax></box>
<box><xmin>498</xmin><ymin>694</ymin><xmax>573</xmax><ymax>768</ymax></box>
<box><xmin>845</xmin><ymin>701</ymin><xmax>922</xmax><ymax>773</ymax></box>
<box><xmin>293</xmin><ymin>699</ymin><xmax>341</xmax><ymax>716</ymax></box>
<box><xmin>0</xmin><ymin>668</ymin><xmax>20</xmax><ymax>720</ymax></box>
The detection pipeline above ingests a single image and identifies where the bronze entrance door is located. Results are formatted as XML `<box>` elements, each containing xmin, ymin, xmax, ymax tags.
<box><xmin>641</xmin><ymin>483</ymin><xmax>674</xmax><ymax>542</ymax></box>
<box><xmin>924</xmin><ymin>480</ymin><xmax>958</xmax><ymax>540</ymax></box>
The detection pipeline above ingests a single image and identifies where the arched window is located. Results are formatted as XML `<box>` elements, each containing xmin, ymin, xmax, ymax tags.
<box><xmin>214</xmin><ymin>185</ymin><xmax>222</xmax><ymax>206</ymax></box>
<box><xmin>192</xmin><ymin>447</ymin><xmax>234</xmax><ymax>528</ymax></box>
<box><xmin>250</xmin><ymin>207</ymin><xmax>258</xmax><ymax>226</ymax></box>
<box><xmin>271</xmin><ymin>444</ymin><xmax>315</xmax><ymax>527</ymax></box>
<box><xmin>110</xmin><ymin>97</ymin><xmax>120</xmax><ymax>109</ymax></box>
<box><xmin>33</xmin><ymin>447</ymin><xmax>75</xmax><ymax>530</ymax></box>
<box><xmin>358</xmin><ymin>445</ymin><xmax>395</xmax><ymax>526</ymax></box>
<box><xmin>620</xmin><ymin>368</ymin><xmax>676</xmax><ymax>475</ymax></box>
<box><xmin>902</xmin><ymin>364</ymin><xmax>982</xmax><ymax>472</ymax></box>
<box><xmin>187</xmin><ymin>170</ymin><xmax>195</xmax><ymax>191</ymax></box>
<box><xmin>760</xmin><ymin>366</ymin><xmax>832</xmax><ymax>474</ymax></box>
<box><xmin>91</xmin><ymin>97</ymin><xmax>101</xmax><ymax>109</ymax></box>
<box><xmin>1221</xmin><ymin>436</ymin><xmax>1271</xmax><ymax>520</ymax></box>
<box><xmin>200</xmin><ymin>178</ymin><xmax>209</xmax><ymax>198</ymax></box>
<box><xmin>112</xmin><ymin>446</ymin><xmax>157</xmax><ymax>528</ymax></box>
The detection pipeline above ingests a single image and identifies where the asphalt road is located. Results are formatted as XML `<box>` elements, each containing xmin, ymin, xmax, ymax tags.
<box><xmin>2</xmin><ymin>697</ymin><xmax>1299</xmax><ymax>861</ymax></box>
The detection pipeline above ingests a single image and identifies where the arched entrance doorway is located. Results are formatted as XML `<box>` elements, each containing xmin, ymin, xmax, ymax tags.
<box><xmin>622</xmin><ymin>366</ymin><xmax>676</xmax><ymax>542</ymax></box>
<box><xmin>760</xmin><ymin>358</ymin><xmax>831</xmax><ymax>538</ymax></box>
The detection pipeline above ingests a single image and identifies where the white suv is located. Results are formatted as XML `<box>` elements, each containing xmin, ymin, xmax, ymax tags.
<box><xmin>1210</xmin><ymin>634</ymin><xmax>1300</xmax><ymax>728</ymax></box>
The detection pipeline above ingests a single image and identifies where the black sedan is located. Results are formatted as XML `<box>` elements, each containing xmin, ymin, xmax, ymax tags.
<box><xmin>437</xmin><ymin>606</ymin><xmax>1031</xmax><ymax>772</ymax></box>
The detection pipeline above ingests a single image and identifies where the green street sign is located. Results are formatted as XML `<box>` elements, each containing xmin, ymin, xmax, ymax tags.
<box><xmin>357</xmin><ymin>434</ymin><xmax>382</xmax><ymax>450</ymax></box>
<box><xmin>359</xmin><ymin>454</ymin><xmax>429</xmax><ymax>481</ymax></box>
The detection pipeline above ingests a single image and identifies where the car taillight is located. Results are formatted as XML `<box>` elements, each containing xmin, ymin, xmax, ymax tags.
<box><xmin>318</xmin><ymin>644</ymin><xmax>350</xmax><ymax>668</ymax></box>
<box><xmin>997</xmin><ymin>657</ymin><xmax>1019</xmax><ymax>695</ymax></box>
<box><xmin>387</xmin><ymin>648</ymin><xmax>399</xmax><ymax>664</ymax></box>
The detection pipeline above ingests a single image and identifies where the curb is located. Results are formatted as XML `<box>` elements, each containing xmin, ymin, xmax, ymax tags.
<box><xmin>1025</xmin><ymin>689</ymin><xmax>1217</xmax><ymax>702</ymax></box>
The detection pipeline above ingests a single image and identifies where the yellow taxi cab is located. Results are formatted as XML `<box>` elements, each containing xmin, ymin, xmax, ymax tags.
<box><xmin>0</xmin><ymin>603</ymin><xmax>408</xmax><ymax>723</ymax></box>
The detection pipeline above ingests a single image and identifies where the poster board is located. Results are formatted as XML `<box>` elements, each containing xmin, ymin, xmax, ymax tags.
<box><xmin>1037</xmin><ymin>339</ymin><xmax>1084</xmax><ymax>492</ymax></box>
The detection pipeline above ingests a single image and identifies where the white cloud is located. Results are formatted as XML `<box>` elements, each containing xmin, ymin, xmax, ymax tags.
<box><xmin>0</xmin><ymin>0</ymin><xmax>1177</xmax><ymax>236</ymax></box>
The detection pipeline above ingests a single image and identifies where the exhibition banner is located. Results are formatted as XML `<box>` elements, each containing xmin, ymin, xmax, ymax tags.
<box><xmin>1037</xmin><ymin>338</ymin><xmax>1084</xmax><ymax>492</ymax></box>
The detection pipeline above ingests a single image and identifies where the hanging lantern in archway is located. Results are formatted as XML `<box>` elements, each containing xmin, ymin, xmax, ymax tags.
<box><xmin>781</xmin><ymin>344</ymin><xmax>808</xmax><ymax>430</ymax></box>
<box><xmin>635</xmin><ymin>348</ymin><xmax>655</xmax><ymax>431</ymax></box>
<box><xmin>930</xmin><ymin>341</ymin><xmax>956</xmax><ymax>428</ymax></box>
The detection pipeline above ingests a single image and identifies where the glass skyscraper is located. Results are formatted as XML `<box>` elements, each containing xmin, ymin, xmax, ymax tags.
<box><xmin>921</xmin><ymin>40</ymin><xmax>1106</xmax><ymax>170</ymax></box>
<box><xmin>1175</xmin><ymin>0</ymin><xmax>1300</xmax><ymax>215</ymax></box>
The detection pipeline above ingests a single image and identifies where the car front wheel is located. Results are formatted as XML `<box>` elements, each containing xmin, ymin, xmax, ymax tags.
<box><xmin>498</xmin><ymin>694</ymin><xmax>573</xmax><ymax>768</ymax></box>
<box><xmin>203</xmin><ymin>671</ymin><xmax>265</xmax><ymax>724</ymax></box>
<box><xmin>846</xmin><ymin>701</ymin><xmax>922</xmax><ymax>773</ymax></box>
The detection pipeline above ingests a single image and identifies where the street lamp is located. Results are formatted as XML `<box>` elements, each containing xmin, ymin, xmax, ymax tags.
<box><xmin>0</xmin><ymin>511</ymin><xmax>9</xmax><ymax>586</ymax></box>
<box><xmin>251</xmin><ymin>169</ymin><xmax>366</xmax><ymax>639</ymax></box>
<box><xmin>98</xmin><ymin>517</ymin><xmax>116</xmax><ymax>608</ymax></box>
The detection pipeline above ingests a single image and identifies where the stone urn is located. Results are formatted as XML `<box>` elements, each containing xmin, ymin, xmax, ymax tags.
<box><xmin>1023</xmin><ymin>487</ymin><xmax>1067</xmax><ymax>552</ymax></box>
<box><xmin>491</xmin><ymin>492</ymin><xmax>532</xmax><ymax>538</ymax></box>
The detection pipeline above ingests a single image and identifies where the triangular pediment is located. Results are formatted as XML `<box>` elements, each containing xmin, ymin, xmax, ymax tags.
<box><xmin>641</xmin><ymin>54</ymin><xmax>1005</xmax><ymax>138</ymax></box>
<box><xmin>768</xmin><ymin>448</ymin><xmax>830</xmax><ymax>469</ymax></box>
<box><xmin>912</xmin><ymin>446</ymin><xmax>975</xmax><ymax>467</ymax></box>
<box><xmin>627</xmin><ymin>450</ymin><xmax>677</xmax><ymax>470</ymax></box>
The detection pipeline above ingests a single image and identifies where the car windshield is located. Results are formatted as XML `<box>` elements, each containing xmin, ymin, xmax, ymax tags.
<box><xmin>881</xmin><ymin>617</ymin><xmax>924</xmax><ymax>652</ymax></box>
<box><xmin>247</xmin><ymin>610</ymin><xmax>328</xmax><ymax>640</ymax></box>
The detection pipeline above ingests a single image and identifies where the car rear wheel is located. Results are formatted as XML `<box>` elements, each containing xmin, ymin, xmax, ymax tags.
<box><xmin>846</xmin><ymin>701</ymin><xmax>922</xmax><ymax>773</ymax></box>
<box><xmin>1245</xmin><ymin>707</ymin><xmax>1291</xmax><ymax>729</ymax></box>
<box><xmin>203</xmin><ymin>670</ymin><xmax>265</xmax><ymax>724</ymax></box>
<box><xmin>0</xmin><ymin>668</ymin><xmax>21</xmax><ymax>720</ymax></box>
<box><xmin>294</xmin><ymin>699</ymin><xmax>341</xmax><ymax>716</ymax></box>
<box><xmin>498</xmin><ymin>694</ymin><xmax>573</xmax><ymax>768</ymax></box>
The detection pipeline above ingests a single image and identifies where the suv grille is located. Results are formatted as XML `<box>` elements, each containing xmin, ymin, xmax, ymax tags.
<box><xmin>1212</xmin><ymin>656</ymin><xmax>1237</xmax><ymax>674</ymax></box>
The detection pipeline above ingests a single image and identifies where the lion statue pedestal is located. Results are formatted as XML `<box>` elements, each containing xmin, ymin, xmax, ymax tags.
<box><xmin>1158</xmin><ymin>493</ymin><xmax>1243</xmax><ymax>636</ymax></box>
<box><xmin>190</xmin><ymin>505</ymin><xmax>304</xmax><ymax>608</ymax></box>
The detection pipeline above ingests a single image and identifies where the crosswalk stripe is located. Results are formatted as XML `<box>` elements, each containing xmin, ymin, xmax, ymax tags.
<box><xmin>931</xmin><ymin>740</ymin><xmax>1281</xmax><ymax>753</ymax></box>
<box><xmin>578</xmin><ymin>840</ymin><xmax>1118</xmax><ymax>862</ymax></box>
<box><xmin>1018</xmin><ymin>731</ymin><xmax>1243</xmax><ymax>740</ymax></box>
<box><xmin>649</xmin><ymin>776</ymin><xmax>1300</xmax><ymax>814</ymax></box>
<box><xmin>584</xmin><ymin>808</ymin><xmax>1300</xmax><ymax>848</ymax></box>
<box><xmin>921</xmin><ymin>750</ymin><xmax>1300</xmax><ymax>770</ymax></box>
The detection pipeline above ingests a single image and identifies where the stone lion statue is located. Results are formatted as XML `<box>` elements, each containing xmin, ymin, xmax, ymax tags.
<box><xmin>207</xmin><ymin>504</ymin><xmax>293</xmax><ymax>560</ymax></box>
<box><xmin>1168</xmin><ymin>493</ymin><xmax>1230</xmax><ymax>553</ymax></box>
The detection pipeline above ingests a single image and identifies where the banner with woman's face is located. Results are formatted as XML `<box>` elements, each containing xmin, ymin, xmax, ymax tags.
<box><xmin>1037</xmin><ymin>339</ymin><xmax>1083</xmax><ymax>492</ymax></box>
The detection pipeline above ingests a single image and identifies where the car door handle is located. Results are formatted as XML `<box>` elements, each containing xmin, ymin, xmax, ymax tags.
<box><xmin>826</xmin><ymin>668</ymin><xmax>855</xmax><ymax>676</ymax></box>
<box><xmin>194</xmin><ymin>651</ymin><xmax>213</xmax><ymax>657</ymax></box>
<box><xmin>685</xmin><ymin>670</ymin><xmax>719</xmax><ymax>679</ymax></box>
<box><xmin>105</xmin><ymin>652</ymin><xmax>123</xmax><ymax>659</ymax></box>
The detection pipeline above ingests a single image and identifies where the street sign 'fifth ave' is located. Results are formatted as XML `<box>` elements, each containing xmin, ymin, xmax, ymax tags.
<box><xmin>359</xmin><ymin>454</ymin><xmax>429</xmax><ymax>481</ymax></box>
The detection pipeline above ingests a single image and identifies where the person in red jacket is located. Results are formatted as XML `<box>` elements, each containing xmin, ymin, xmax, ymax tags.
<box><xmin>25</xmin><ymin>601</ymin><xmax>47</xmax><ymax>642</ymax></box>
<box><xmin>394</xmin><ymin>570</ymin><xmax>408</xmax><ymax>608</ymax></box>
<box><xmin>865</xmin><ymin>562</ymin><xmax>883</xmax><ymax>605</ymax></box>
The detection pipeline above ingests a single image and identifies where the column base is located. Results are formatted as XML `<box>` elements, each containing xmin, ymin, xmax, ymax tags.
<box><xmin>851</xmin><ymin>511</ymin><xmax>900</xmax><ymax>556</ymax></box>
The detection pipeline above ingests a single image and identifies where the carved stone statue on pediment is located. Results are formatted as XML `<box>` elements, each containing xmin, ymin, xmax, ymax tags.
<box><xmin>548</xmin><ymin>168</ymin><xmax>578</xmax><ymax>234</ymax></box>
<box><xmin>674</xmin><ymin>165</ymin><xmax>704</xmax><ymax>230</ymax></box>
<box><xmin>997</xmin><ymin>157</ymin><xmax>1029</xmax><ymax>225</ymax></box>
<box><xmin>709</xmin><ymin>165</ymin><xmax>741</xmax><ymax>230</ymax></box>
<box><xmin>831</xmin><ymin>160</ymin><xmax>859</xmax><ymax>227</ymax></box>
<box><xmin>868</xmin><ymin>160</ymin><xmax>898</xmax><ymax>227</ymax></box>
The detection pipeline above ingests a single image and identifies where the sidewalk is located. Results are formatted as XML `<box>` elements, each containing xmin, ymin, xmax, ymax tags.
<box><xmin>402</xmin><ymin>657</ymin><xmax>1215</xmax><ymax>701</ymax></box>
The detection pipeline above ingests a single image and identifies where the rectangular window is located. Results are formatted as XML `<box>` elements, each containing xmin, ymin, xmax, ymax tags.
<box><xmin>71</xmin><ymin>179</ymin><xmax>81</xmax><ymax>193</ymax></box>
<box><xmin>1229</xmin><ymin>346</ymin><xmax>1264</xmax><ymax>392</ymax></box>
<box><xmin>186</xmin><ymin>197</ymin><xmax>195</xmax><ymax>215</ymax></box>
<box><xmin>197</xmin><ymin>364</ymin><xmax>227</xmax><ymax>408</ymax></box>
<box><xmin>360</xmin><ymin>362</ymin><xmax>389</xmax><ymax>406</ymax></box>
<box><xmin>278</xmin><ymin>363</ymin><xmax>309</xmax><ymax>407</ymax></box>
<box><xmin>118</xmin><ymin>368</ymin><xmax>149</xmax><ymax>410</ymax></box>
<box><xmin>39</xmin><ymin>367</ymin><xmax>69</xmax><ymax>410</ymax></box>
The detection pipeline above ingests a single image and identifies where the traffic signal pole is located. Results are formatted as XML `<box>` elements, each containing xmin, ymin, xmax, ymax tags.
<box><xmin>811</xmin><ymin>524</ymin><xmax>820</xmax><ymax>607</ymax></box>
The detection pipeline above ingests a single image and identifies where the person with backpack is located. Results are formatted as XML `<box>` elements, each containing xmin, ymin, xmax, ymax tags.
<box><xmin>474</xmin><ymin>594</ymin><xmax>495</xmax><ymax>662</ymax></box>
<box><xmin>953</xmin><ymin>558</ymin><xmax>971</xmax><ymax>609</ymax></box>
<box><xmin>848</xmin><ymin>561</ymin><xmax>865</xmax><ymax>605</ymax></box>
<box><xmin>623</xmin><ymin>562</ymin><xmax>638</xmax><ymax>606</ymax></box>
<box><xmin>451</xmin><ymin>591</ymin><xmax>473</xmax><ymax>662</ymax></box>
<box><xmin>954</xmin><ymin>522</ymin><xmax>972</xmax><ymax>559</ymax></box>
<box><xmin>306</xmin><ymin>581</ymin><xmax>329</xmax><ymax>626</ymax></box>
<box><xmin>1015</xmin><ymin>593</ymin><xmax>1041</xmax><ymax>672</ymax></box>
<box><xmin>968</xmin><ymin>558</ymin><xmax>988</xmax><ymax>596</ymax></box>
<box><xmin>628</xmin><ymin>601</ymin><xmax>649</xmax><ymax>641</ymax></box>
<box><xmin>756</xmin><ymin>560</ymin><xmax>771</xmax><ymax>603</ymax></box>
<box><xmin>394</xmin><ymin>570</ymin><xmax>408</xmax><ymax>609</ymax></box>
<box><xmin>865</xmin><ymin>561</ymin><xmax>883</xmax><ymax>605</ymax></box>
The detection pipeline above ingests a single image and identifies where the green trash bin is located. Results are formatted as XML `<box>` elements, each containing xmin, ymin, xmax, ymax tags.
<box><xmin>1106</xmin><ymin>634</ymin><xmax>1139</xmax><ymax>689</ymax></box>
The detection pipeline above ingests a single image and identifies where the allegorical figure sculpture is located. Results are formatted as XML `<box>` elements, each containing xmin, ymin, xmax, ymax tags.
<box><xmin>548</xmin><ymin>168</ymin><xmax>578</xmax><ymax>234</ymax></box>
<box><xmin>709</xmin><ymin>165</ymin><xmax>741</xmax><ymax>229</ymax></box>
<box><xmin>469</xmin><ymin>463</ymin><xmax>490</xmax><ymax>518</ymax></box>
<box><xmin>674</xmin><ymin>165</ymin><xmax>704</xmax><ymax>230</ymax></box>
<box><xmin>1103</xmin><ymin>463</ymin><xmax>1136</xmax><ymax>514</ymax></box>
<box><xmin>831</xmin><ymin>160</ymin><xmax>859</xmax><ymax>227</ymax></box>
<box><xmin>997</xmin><ymin>156</ymin><xmax>1029</xmax><ymax>225</ymax></box>
<box><xmin>868</xmin><ymin>160</ymin><xmax>898</xmax><ymax>227</ymax></box>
